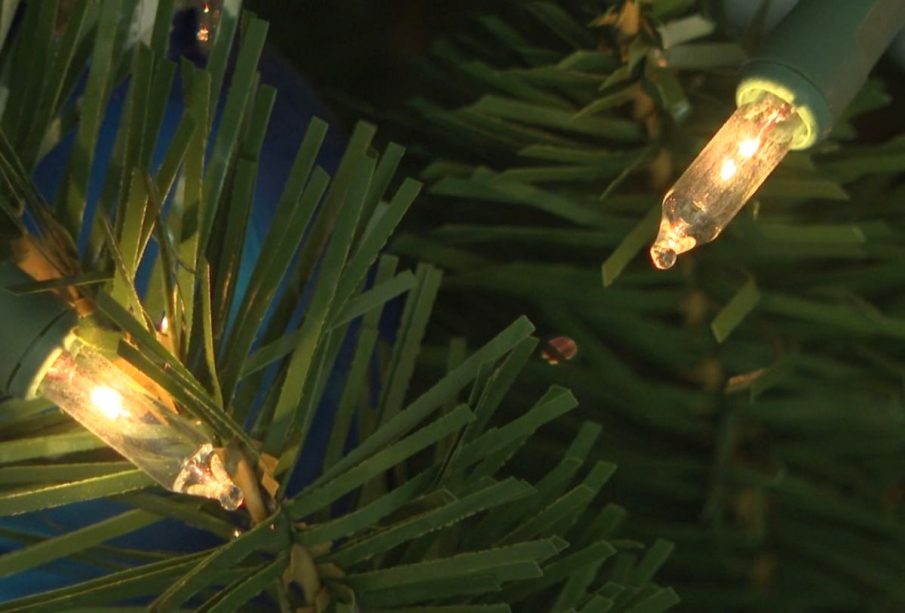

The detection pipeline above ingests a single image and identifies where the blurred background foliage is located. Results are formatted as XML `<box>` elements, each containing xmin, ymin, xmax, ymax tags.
<box><xmin>250</xmin><ymin>0</ymin><xmax>905</xmax><ymax>610</ymax></box>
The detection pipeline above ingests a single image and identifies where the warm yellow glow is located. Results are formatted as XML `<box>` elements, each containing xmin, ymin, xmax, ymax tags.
<box><xmin>159</xmin><ymin>315</ymin><xmax>169</xmax><ymax>334</ymax></box>
<box><xmin>197</xmin><ymin>26</ymin><xmax>210</xmax><ymax>42</ymax></box>
<box><xmin>719</xmin><ymin>159</ymin><xmax>738</xmax><ymax>181</ymax></box>
<box><xmin>649</xmin><ymin>91</ymin><xmax>802</xmax><ymax>270</ymax></box>
<box><xmin>39</xmin><ymin>347</ymin><xmax>244</xmax><ymax>510</ymax></box>
<box><xmin>738</xmin><ymin>138</ymin><xmax>760</xmax><ymax>158</ymax></box>
<box><xmin>91</xmin><ymin>386</ymin><xmax>126</xmax><ymax>420</ymax></box>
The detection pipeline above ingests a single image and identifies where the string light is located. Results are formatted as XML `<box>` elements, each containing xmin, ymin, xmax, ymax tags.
<box><xmin>650</xmin><ymin>91</ymin><xmax>803</xmax><ymax>270</ymax></box>
<box><xmin>36</xmin><ymin>337</ymin><xmax>244</xmax><ymax>510</ymax></box>
<box><xmin>0</xmin><ymin>260</ymin><xmax>242</xmax><ymax>510</ymax></box>
<box><xmin>646</xmin><ymin>0</ymin><xmax>905</xmax><ymax>269</ymax></box>
<box><xmin>196</xmin><ymin>1</ymin><xmax>220</xmax><ymax>49</ymax></box>
<box><xmin>541</xmin><ymin>336</ymin><xmax>578</xmax><ymax>365</ymax></box>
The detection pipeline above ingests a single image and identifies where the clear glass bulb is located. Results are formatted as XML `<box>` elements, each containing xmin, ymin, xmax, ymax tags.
<box><xmin>650</xmin><ymin>91</ymin><xmax>804</xmax><ymax>269</ymax></box>
<box><xmin>36</xmin><ymin>338</ymin><xmax>244</xmax><ymax>510</ymax></box>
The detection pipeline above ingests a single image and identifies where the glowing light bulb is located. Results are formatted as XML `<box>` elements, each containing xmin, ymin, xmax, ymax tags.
<box><xmin>91</xmin><ymin>386</ymin><xmax>126</xmax><ymax>419</ymax></box>
<box><xmin>650</xmin><ymin>91</ymin><xmax>804</xmax><ymax>270</ymax></box>
<box><xmin>738</xmin><ymin>138</ymin><xmax>760</xmax><ymax>158</ymax></box>
<box><xmin>36</xmin><ymin>338</ymin><xmax>243</xmax><ymax>510</ymax></box>
<box><xmin>719</xmin><ymin>159</ymin><xmax>738</xmax><ymax>181</ymax></box>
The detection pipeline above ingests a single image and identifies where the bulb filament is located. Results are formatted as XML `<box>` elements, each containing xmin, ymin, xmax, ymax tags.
<box><xmin>91</xmin><ymin>386</ymin><xmax>127</xmax><ymax>420</ymax></box>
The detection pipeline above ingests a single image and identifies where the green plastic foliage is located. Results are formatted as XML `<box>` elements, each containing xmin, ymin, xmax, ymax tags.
<box><xmin>63</xmin><ymin>0</ymin><xmax>122</xmax><ymax>236</ymax></box>
<box><xmin>710</xmin><ymin>277</ymin><xmax>761</xmax><ymax>343</ymax></box>
<box><xmin>363</xmin><ymin>0</ymin><xmax>905</xmax><ymax>610</ymax></box>
<box><xmin>0</xmin><ymin>2</ymin><xmax>673</xmax><ymax>611</ymax></box>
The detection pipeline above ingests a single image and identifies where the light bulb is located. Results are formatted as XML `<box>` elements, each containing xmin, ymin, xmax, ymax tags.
<box><xmin>35</xmin><ymin>337</ymin><xmax>244</xmax><ymax>510</ymax></box>
<box><xmin>90</xmin><ymin>386</ymin><xmax>126</xmax><ymax>419</ymax></box>
<box><xmin>650</xmin><ymin>91</ymin><xmax>804</xmax><ymax>269</ymax></box>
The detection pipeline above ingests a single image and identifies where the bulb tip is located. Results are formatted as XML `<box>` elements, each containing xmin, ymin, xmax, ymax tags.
<box><xmin>218</xmin><ymin>484</ymin><xmax>245</xmax><ymax>511</ymax></box>
<box><xmin>173</xmin><ymin>444</ymin><xmax>245</xmax><ymax>511</ymax></box>
<box><xmin>650</xmin><ymin>244</ymin><xmax>677</xmax><ymax>270</ymax></box>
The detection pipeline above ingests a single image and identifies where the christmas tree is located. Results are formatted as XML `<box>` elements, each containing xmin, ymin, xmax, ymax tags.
<box><xmin>253</xmin><ymin>0</ymin><xmax>905</xmax><ymax>610</ymax></box>
<box><xmin>0</xmin><ymin>1</ymin><xmax>674</xmax><ymax>611</ymax></box>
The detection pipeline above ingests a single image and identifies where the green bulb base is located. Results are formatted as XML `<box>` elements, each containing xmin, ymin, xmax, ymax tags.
<box><xmin>0</xmin><ymin>261</ymin><xmax>77</xmax><ymax>398</ymax></box>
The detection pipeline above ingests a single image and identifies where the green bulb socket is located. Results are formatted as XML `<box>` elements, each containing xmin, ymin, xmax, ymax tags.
<box><xmin>0</xmin><ymin>261</ymin><xmax>77</xmax><ymax>399</ymax></box>
<box><xmin>737</xmin><ymin>0</ymin><xmax>905</xmax><ymax>150</ymax></box>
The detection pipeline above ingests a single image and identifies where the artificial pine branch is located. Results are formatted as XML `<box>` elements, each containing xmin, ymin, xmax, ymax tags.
<box><xmin>0</xmin><ymin>1</ymin><xmax>674</xmax><ymax>611</ymax></box>
<box><xmin>297</xmin><ymin>0</ymin><xmax>905</xmax><ymax>609</ymax></box>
